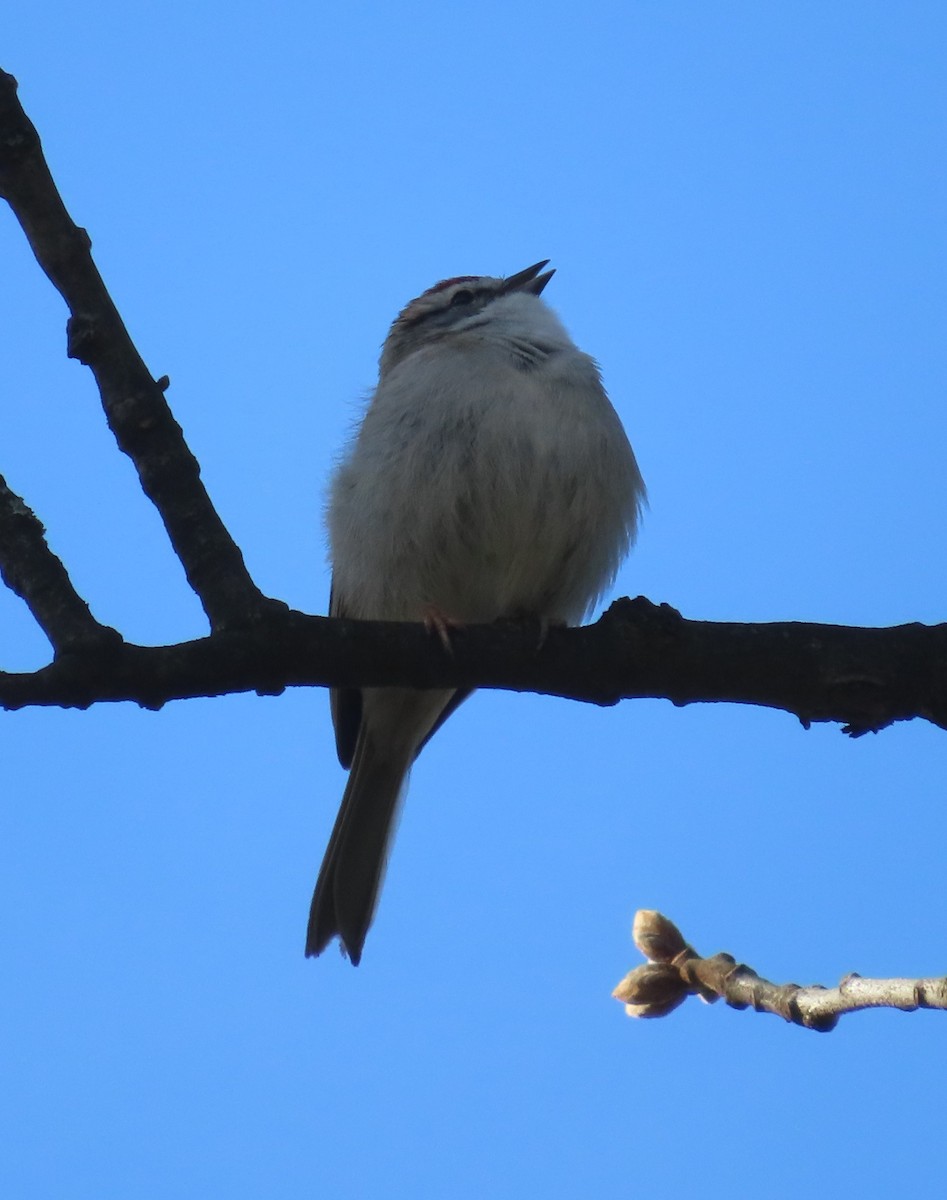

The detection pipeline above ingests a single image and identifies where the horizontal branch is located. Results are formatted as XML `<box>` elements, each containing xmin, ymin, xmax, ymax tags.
<box><xmin>0</xmin><ymin>598</ymin><xmax>943</xmax><ymax>735</ymax></box>
<box><xmin>0</xmin><ymin>68</ymin><xmax>268</xmax><ymax>631</ymax></box>
<box><xmin>614</xmin><ymin>910</ymin><xmax>947</xmax><ymax>1031</ymax></box>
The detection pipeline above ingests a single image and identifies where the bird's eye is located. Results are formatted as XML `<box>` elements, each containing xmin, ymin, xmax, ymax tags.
<box><xmin>450</xmin><ymin>289</ymin><xmax>475</xmax><ymax>307</ymax></box>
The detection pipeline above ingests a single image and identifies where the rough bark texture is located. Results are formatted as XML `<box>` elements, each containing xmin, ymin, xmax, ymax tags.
<box><xmin>0</xmin><ymin>68</ymin><xmax>270</xmax><ymax>632</ymax></box>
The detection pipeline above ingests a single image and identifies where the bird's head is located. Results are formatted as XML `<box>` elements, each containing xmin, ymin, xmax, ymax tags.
<box><xmin>379</xmin><ymin>260</ymin><xmax>556</xmax><ymax>377</ymax></box>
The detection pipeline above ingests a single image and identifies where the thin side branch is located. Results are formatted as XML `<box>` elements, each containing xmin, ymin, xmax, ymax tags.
<box><xmin>0</xmin><ymin>474</ymin><xmax>119</xmax><ymax>654</ymax></box>
<box><xmin>0</xmin><ymin>68</ymin><xmax>268</xmax><ymax>631</ymax></box>
<box><xmin>614</xmin><ymin>910</ymin><xmax>947</xmax><ymax>1031</ymax></box>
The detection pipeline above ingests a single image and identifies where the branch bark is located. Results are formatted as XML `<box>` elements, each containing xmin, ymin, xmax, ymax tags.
<box><xmin>0</xmin><ymin>598</ymin><xmax>944</xmax><ymax>735</ymax></box>
<box><xmin>1</xmin><ymin>65</ymin><xmax>945</xmax><ymax>741</ymax></box>
<box><xmin>614</xmin><ymin>910</ymin><xmax>947</xmax><ymax>1031</ymax></box>
<box><xmin>0</xmin><ymin>68</ymin><xmax>270</xmax><ymax>631</ymax></box>
<box><xmin>0</xmin><ymin>474</ymin><xmax>119</xmax><ymax>654</ymax></box>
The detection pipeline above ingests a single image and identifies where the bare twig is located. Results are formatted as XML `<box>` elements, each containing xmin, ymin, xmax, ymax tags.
<box><xmin>0</xmin><ymin>475</ymin><xmax>119</xmax><ymax>654</ymax></box>
<box><xmin>0</xmin><ymin>68</ymin><xmax>269</xmax><ymax>631</ymax></box>
<box><xmin>614</xmin><ymin>910</ymin><xmax>947</xmax><ymax>1032</ymax></box>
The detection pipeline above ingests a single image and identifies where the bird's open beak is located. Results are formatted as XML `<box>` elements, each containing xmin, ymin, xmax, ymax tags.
<box><xmin>503</xmin><ymin>259</ymin><xmax>556</xmax><ymax>296</ymax></box>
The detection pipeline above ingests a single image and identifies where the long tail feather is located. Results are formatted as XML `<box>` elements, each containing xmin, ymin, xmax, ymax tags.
<box><xmin>306</xmin><ymin>731</ymin><xmax>413</xmax><ymax>963</ymax></box>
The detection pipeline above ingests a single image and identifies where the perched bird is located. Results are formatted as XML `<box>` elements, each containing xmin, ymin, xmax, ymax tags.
<box><xmin>306</xmin><ymin>260</ymin><xmax>645</xmax><ymax>963</ymax></box>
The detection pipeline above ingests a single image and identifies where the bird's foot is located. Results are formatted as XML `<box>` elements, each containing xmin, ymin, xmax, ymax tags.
<box><xmin>423</xmin><ymin>605</ymin><xmax>465</xmax><ymax>654</ymax></box>
<box><xmin>496</xmin><ymin>611</ymin><xmax>566</xmax><ymax>650</ymax></box>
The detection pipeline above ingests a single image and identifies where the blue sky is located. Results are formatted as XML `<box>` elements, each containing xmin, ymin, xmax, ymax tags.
<box><xmin>1</xmin><ymin>4</ymin><xmax>945</xmax><ymax>1196</ymax></box>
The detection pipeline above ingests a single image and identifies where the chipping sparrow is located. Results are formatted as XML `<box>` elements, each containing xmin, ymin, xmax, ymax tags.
<box><xmin>306</xmin><ymin>260</ymin><xmax>645</xmax><ymax>963</ymax></box>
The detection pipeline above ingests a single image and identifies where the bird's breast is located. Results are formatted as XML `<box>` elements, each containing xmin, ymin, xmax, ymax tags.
<box><xmin>330</xmin><ymin>343</ymin><xmax>641</xmax><ymax>626</ymax></box>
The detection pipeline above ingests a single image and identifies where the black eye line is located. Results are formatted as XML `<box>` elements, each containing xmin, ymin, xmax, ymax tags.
<box><xmin>405</xmin><ymin>287</ymin><xmax>488</xmax><ymax>328</ymax></box>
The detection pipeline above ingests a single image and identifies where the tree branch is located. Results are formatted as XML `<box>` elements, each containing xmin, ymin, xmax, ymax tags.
<box><xmin>1</xmin><ymin>68</ymin><xmax>945</xmax><ymax>739</ymax></box>
<box><xmin>613</xmin><ymin>910</ymin><xmax>947</xmax><ymax>1031</ymax></box>
<box><xmin>0</xmin><ymin>598</ymin><xmax>943</xmax><ymax>734</ymax></box>
<box><xmin>0</xmin><ymin>474</ymin><xmax>120</xmax><ymax>654</ymax></box>
<box><xmin>0</xmin><ymin>68</ymin><xmax>270</xmax><ymax>631</ymax></box>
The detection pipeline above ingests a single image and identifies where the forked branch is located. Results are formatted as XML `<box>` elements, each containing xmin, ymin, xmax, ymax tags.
<box><xmin>1</xmin><ymin>65</ymin><xmax>946</xmax><ymax>739</ymax></box>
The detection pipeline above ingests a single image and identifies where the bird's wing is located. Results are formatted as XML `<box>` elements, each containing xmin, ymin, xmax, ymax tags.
<box><xmin>414</xmin><ymin>687</ymin><xmax>472</xmax><ymax>758</ymax></box>
<box><xmin>329</xmin><ymin>581</ymin><xmax>362</xmax><ymax>770</ymax></box>
<box><xmin>330</xmin><ymin>580</ymin><xmax>472</xmax><ymax>766</ymax></box>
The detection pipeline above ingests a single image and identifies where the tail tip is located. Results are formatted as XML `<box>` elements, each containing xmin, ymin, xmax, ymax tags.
<box><xmin>304</xmin><ymin>927</ymin><xmax>363</xmax><ymax>966</ymax></box>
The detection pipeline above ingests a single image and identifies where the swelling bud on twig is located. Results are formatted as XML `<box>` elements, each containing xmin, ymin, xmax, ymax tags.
<box><xmin>616</xmin><ymin>909</ymin><xmax>947</xmax><ymax>1031</ymax></box>
<box><xmin>612</xmin><ymin>962</ymin><xmax>690</xmax><ymax>1018</ymax></box>
<box><xmin>632</xmin><ymin>909</ymin><xmax>690</xmax><ymax>963</ymax></box>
